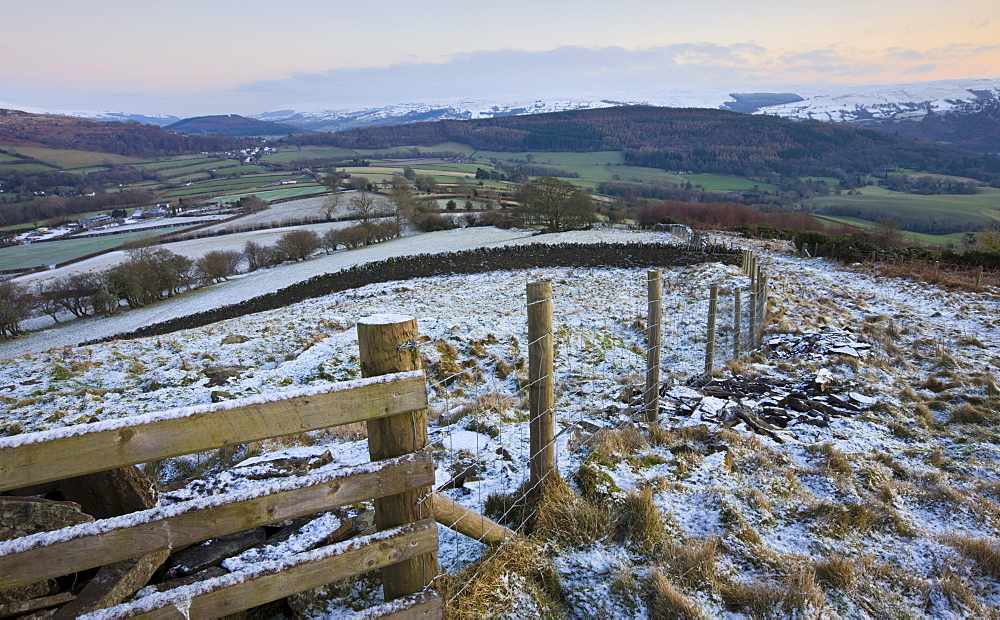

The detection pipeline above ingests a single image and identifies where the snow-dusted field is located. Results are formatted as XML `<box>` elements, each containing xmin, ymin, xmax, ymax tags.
<box><xmin>2</xmin><ymin>230</ymin><xmax>1000</xmax><ymax>617</ymax></box>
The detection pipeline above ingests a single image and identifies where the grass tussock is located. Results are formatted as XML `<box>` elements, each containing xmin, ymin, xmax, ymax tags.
<box><xmin>947</xmin><ymin>401</ymin><xmax>999</xmax><ymax>425</ymax></box>
<box><xmin>572</xmin><ymin>462</ymin><xmax>622</xmax><ymax>505</ymax></box>
<box><xmin>807</xmin><ymin>442</ymin><xmax>854</xmax><ymax>477</ymax></box>
<box><xmin>942</xmin><ymin>534</ymin><xmax>1000</xmax><ymax>579</ymax></box>
<box><xmin>438</xmin><ymin>536</ymin><xmax>561</xmax><ymax>619</ymax></box>
<box><xmin>798</xmin><ymin>500</ymin><xmax>881</xmax><ymax>538</ymax></box>
<box><xmin>590</xmin><ymin>425</ymin><xmax>648</xmax><ymax>466</ymax></box>
<box><xmin>659</xmin><ymin>538</ymin><xmax>720</xmax><ymax>590</ymax></box>
<box><xmin>650</xmin><ymin>570</ymin><xmax>708</xmax><ymax>619</ymax></box>
<box><xmin>813</xmin><ymin>554</ymin><xmax>858</xmax><ymax>592</ymax></box>
<box><xmin>719</xmin><ymin>565</ymin><xmax>827</xmax><ymax>618</ymax></box>
<box><xmin>534</xmin><ymin>475</ymin><xmax>611</xmax><ymax>548</ymax></box>
<box><xmin>614</xmin><ymin>486</ymin><xmax>670</xmax><ymax>554</ymax></box>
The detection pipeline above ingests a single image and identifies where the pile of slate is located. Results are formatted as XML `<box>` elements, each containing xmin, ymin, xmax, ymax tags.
<box><xmin>763</xmin><ymin>329</ymin><xmax>872</xmax><ymax>360</ymax></box>
<box><xmin>659</xmin><ymin>373</ymin><xmax>877</xmax><ymax>440</ymax></box>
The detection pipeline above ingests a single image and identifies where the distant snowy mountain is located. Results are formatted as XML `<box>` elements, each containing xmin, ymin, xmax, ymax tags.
<box><xmin>753</xmin><ymin>79</ymin><xmax>1000</xmax><ymax>123</ymax></box>
<box><xmin>253</xmin><ymin>91</ymin><xmax>738</xmax><ymax>132</ymax></box>
<box><xmin>0</xmin><ymin>100</ymin><xmax>179</xmax><ymax>126</ymax></box>
<box><xmin>4</xmin><ymin>77</ymin><xmax>999</xmax><ymax>151</ymax></box>
<box><xmin>249</xmin><ymin>79</ymin><xmax>1000</xmax><ymax>152</ymax></box>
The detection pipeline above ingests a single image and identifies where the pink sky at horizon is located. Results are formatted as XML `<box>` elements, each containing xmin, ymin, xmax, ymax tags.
<box><xmin>4</xmin><ymin>0</ymin><xmax>997</xmax><ymax>114</ymax></box>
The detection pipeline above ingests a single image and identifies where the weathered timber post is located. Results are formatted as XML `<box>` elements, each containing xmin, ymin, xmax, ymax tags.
<box><xmin>357</xmin><ymin>314</ymin><xmax>438</xmax><ymax>600</ymax></box>
<box><xmin>747</xmin><ymin>286</ymin><xmax>757</xmax><ymax>352</ymax></box>
<box><xmin>975</xmin><ymin>266</ymin><xmax>983</xmax><ymax>288</ymax></box>
<box><xmin>705</xmin><ymin>284</ymin><xmax>719</xmax><ymax>375</ymax></box>
<box><xmin>644</xmin><ymin>269</ymin><xmax>663</xmax><ymax>423</ymax></box>
<box><xmin>756</xmin><ymin>272</ymin><xmax>768</xmax><ymax>347</ymax></box>
<box><xmin>733</xmin><ymin>289</ymin><xmax>742</xmax><ymax>357</ymax></box>
<box><xmin>527</xmin><ymin>281</ymin><xmax>555</xmax><ymax>488</ymax></box>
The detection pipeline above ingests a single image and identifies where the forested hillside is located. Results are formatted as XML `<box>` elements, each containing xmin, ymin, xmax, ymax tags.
<box><xmin>0</xmin><ymin>109</ymin><xmax>247</xmax><ymax>156</ymax></box>
<box><xmin>287</xmin><ymin>106</ymin><xmax>1000</xmax><ymax>183</ymax></box>
<box><xmin>165</xmin><ymin>115</ymin><xmax>312</xmax><ymax>137</ymax></box>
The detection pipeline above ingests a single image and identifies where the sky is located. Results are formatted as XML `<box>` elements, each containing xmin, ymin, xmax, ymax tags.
<box><xmin>3</xmin><ymin>0</ymin><xmax>998</xmax><ymax>116</ymax></box>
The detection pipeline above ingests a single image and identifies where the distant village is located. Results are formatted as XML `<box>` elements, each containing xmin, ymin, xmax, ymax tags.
<box><xmin>4</xmin><ymin>201</ymin><xmax>238</xmax><ymax>247</ymax></box>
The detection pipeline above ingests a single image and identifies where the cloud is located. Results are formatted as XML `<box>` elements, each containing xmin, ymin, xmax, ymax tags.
<box><xmin>11</xmin><ymin>42</ymin><xmax>994</xmax><ymax>116</ymax></box>
<box><xmin>233</xmin><ymin>44</ymin><xmax>777</xmax><ymax>110</ymax></box>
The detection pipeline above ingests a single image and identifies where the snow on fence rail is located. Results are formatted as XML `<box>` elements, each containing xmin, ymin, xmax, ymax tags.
<box><xmin>0</xmin><ymin>365</ymin><xmax>444</xmax><ymax>618</ymax></box>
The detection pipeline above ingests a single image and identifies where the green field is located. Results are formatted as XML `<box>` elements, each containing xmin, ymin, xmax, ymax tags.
<box><xmin>353</xmin><ymin>142</ymin><xmax>477</xmax><ymax>157</ymax></box>
<box><xmin>408</xmin><ymin>162</ymin><xmax>482</xmax><ymax>174</ymax></box>
<box><xmin>133</xmin><ymin>155</ymin><xmax>214</xmax><ymax>172</ymax></box>
<box><xmin>813</xmin><ymin>214</ymin><xmax>969</xmax><ymax>246</ymax></box>
<box><xmin>0</xmin><ymin>163</ymin><xmax>58</xmax><ymax>173</ymax></box>
<box><xmin>812</xmin><ymin>186</ymin><xmax>1000</xmax><ymax>227</ymax></box>
<box><xmin>159</xmin><ymin>174</ymin><xmax>296</xmax><ymax>199</ymax></box>
<box><xmin>0</xmin><ymin>227</ymin><xmax>196</xmax><ymax>270</ymax></box>
<box><xmin>157</xmin><ymin>160</ymin><xmax>241</xmax><ymax>178</ymax></box>
<box><xmin>0</xmin><ymin>152</ymin><xmax>23</xmax><ymax>163</ymax></box>
<box><xmin>5</xmin><ymin>147</ymin><xmax>146</xmax><ymax>169</ymax></box>
<box><xmin>171</xmin><ymin>173</ymin><xmax>212</xmax><ymax>184</ymax></box>
<box><xmin>260</xmin><ymin>147</ymin><xmax>358</xmax><ymax>163</ymax></box>
<box><xmin>210</xmin><ymin>185</ymin><xmax>329</xmax><ymax>203</ymax></box>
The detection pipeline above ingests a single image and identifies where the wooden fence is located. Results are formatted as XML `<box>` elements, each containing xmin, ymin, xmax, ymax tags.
<box><xmin>0</xmin><ymin>322</ymin><xmax>445</xmax><ymax>618</ymax></box>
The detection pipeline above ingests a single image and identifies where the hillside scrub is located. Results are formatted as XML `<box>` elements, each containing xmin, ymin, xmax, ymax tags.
<box><xmin>2</xmin><ymin>230</ymin><xmax>999</xmax><ymax>616</ymax></box>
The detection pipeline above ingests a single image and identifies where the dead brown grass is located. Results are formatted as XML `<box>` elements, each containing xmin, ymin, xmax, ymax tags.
<box><xmin>650</xmin><ymin>570</ymin><xmax>707</xmax><ymax>619</ymax></box>
<box><xmin>534</xmin><ymin>475</ymin><xmax>611</xmax><ymax>548</ymax></box>
<box><xmin>660</xmin><ymin>538</ymin><xmax>720</xmax><ymax>590</ymax></box>
<box><xmin>615</xmin><ymin>486</ymin><xmax>670</xmax><ymax>554</ymax></box>
<box><xmin>438</xmin><ymin>536</ymin><xmax>561</xmax><ymax>619</ymax></box>
<box><xmin>814</xmin><ymin>554</ymin><xmax>858</xmax><ymax>593</ymax></box>
<box><xmin>942</xmin><ymin>534</ymin><xmax>1000</xmax><ymax>579</ymax></box>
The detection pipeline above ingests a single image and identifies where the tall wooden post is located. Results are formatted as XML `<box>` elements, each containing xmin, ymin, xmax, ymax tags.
<box><xmin>975</xmin><ymin>266</ymin><xmax>983</xmax><ymax>288</ymax></box>
<box><xmin>747</xmin><ymin>287</ymin><xmax>757</xmax><ymax>352</ymax></box>
<box><xmin>527</xmin><ymin>281</ymin><xmax>555</xmax><ymax>489</ymax></box>
<box><xmin>644</xmin><ymin>269</ymin><xmax>663</xmax><ymax>424</ymax></box>
<box><xmin>357</xmin><ymin>315</ymin><xmax>437</xmax><ymax>600</ymax></box>
<box><xmin>733</xmin><ymin>289</ymin><xmax>742</xmax><ymax>357</ymax></box>
<box><xmin>756</xmin><ymin>272</ymin><xmax>768</xmax><ymax>347</ymax></box>
<box><xmin>705</xmin><ymin>285</ymin><xmax>719</xmax><ymax>375</ymax></box>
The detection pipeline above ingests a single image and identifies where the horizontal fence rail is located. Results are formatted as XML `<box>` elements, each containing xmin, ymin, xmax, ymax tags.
<box><xmin>82</xmin><ymin>520</ymin><xmax>439</xmax><ymax>620</ymax></box>
<box><xmin>0</xmin><ymin>454</ymin><xmax>434</xmax><ymax>592</ymax></box>
<box><xmin>0</xmin><ymin>370</ymin><xmax>426</xmax><ymax>492</ymax></box>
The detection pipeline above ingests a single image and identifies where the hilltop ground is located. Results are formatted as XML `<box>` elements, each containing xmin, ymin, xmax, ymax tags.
<box><xmin>1</xmin><ymin>227</ymin><xmax>999</xmax><ymax>617</ymax></box>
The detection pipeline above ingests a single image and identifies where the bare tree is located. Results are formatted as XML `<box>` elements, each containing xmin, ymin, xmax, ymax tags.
<box><xmin>322</xmin><ymin>191</ymin><xmax>343</xmax><ymax>222</ymax></box>
<box><xmin>517</xmin><ymin>176</ymin><xmax>595</xmax><ymax>232</ymax></box>
<box><xmin>0</xmin><ymin>281</ymin><xmax>33</xmax><ymax>339</ymax></box>
<box><xmin>275</xmin><ymin>230</ymin><xmax>321</xmax><ymax>261</ymax></box>
<box><xmin>243</xmin><ymin>240</ymin><xmax>267</xmax><ymax>272</ymax></box>
<box><xmin>321</xmin><ymin>228</ymin><xmax>344</xmax><ymax>253</ymax></box>
<box><xmin>349</xmin><ymin>191</ymin><xmax>382</xmax><ymax>224</ymax></box>
<box><xmin>195</xmin><ymin>250</ymin><xmax>243</xmax><ymax>284</ymax></box>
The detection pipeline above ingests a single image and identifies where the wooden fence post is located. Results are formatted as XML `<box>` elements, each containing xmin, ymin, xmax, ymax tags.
<box><xmin>756</xmin><ymin>272</ymin><xmax>768</xmax><ymax>347</ymax></box>
<box><xmin>357</xmin><ymin>315</ymin><xmax>437</xmax><ymax>601</ymax></box>
<box><xmin>975</xmin><ymin>265</ymin><xmax>983</xmax><ymax>288</ymax></box>
<box><xmin>644</xmin><ymin>269</ymin><xmax>663</xmax><ymax>424</ymax></box>
<box><xmin>733</xmin><ymin>289</ymin><xmax>742</xmax><ymax>357</ymax></box>
<box><xmin>705</xmin><ymin>284</ymin><xmax>719</xmax><ymax>375</ymax></box>
<box><xmin>527</xmin><ymin>281</ymin><xmax>555</xmax><ymax>489</ymax></box>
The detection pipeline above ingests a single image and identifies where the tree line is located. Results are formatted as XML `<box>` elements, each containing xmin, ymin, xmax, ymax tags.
<box><xmin>280</xmin><ymin>106</ymin><xmax>1000</xmax><ymax>184</ymax></box>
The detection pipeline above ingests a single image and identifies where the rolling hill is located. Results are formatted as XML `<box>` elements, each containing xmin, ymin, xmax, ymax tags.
<box><xmin>164</xmin><ymin>114</ymin><xmax>312</xmax><ymax>137</ymax></box>
<box><xmin>286</xmin><ymin>105</ymin><xmax>1000</xmax><ymax>183</ymax></box>
<box><xmin>0</xmin><ymin>109</ymin><xmax>246</xmax><ymax>156</ymax></box>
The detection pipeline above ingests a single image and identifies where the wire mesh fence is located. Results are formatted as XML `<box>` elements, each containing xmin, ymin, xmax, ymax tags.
<box><xmin>405</xmin><ymin>253</ymin><xmax>773</xmax><ymax>610</ymax></box>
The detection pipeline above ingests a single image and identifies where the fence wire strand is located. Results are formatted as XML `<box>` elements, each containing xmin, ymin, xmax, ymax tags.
<box><xmin>410</xmin><ymin>256</ymin><xmax>773</xmax><ymax>610</ymax></box>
